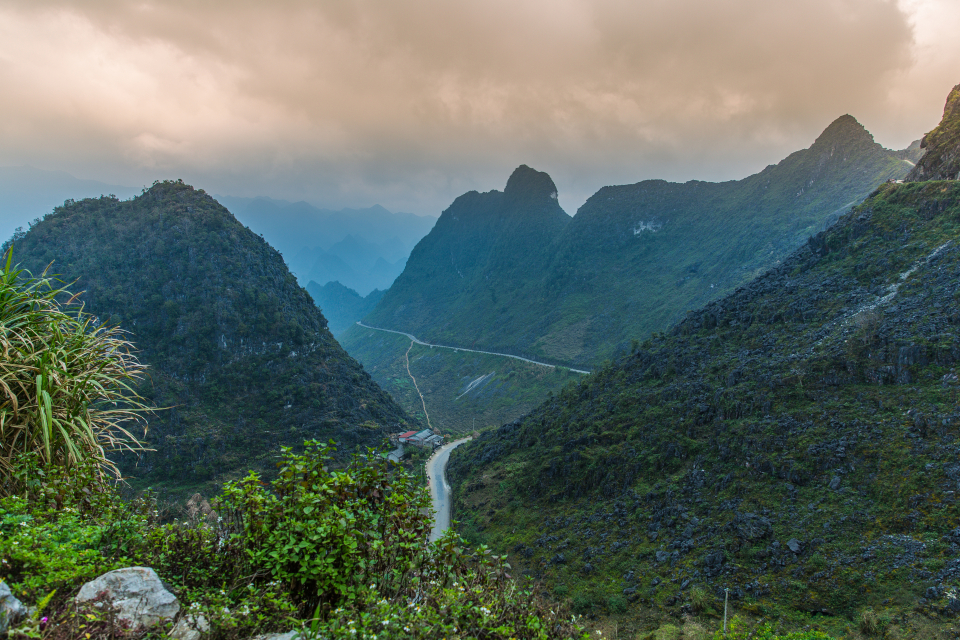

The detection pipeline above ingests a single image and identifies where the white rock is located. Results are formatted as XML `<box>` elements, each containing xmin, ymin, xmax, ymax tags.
<box><xmin>76</xmin><ymin>567</ymin><xmax>179</xmax><ymax>629</ymax></box>
<box><xmin>0</xmin><ymin>581</ymin><xmax>28</xmax><ymax>633</ymax></box>
<box><xmin>169</xmin><ymin>614</ymin><xmax>209</xmax><ymax>640</ymax></box>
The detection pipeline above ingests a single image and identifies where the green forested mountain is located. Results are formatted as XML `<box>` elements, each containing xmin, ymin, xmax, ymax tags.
<box><xmin>8</xmin><ymin>181</ymin><xmax>414</xmax><ymax>495</ymax></box>
<box><xmin>347</xmin><ymin>116</ymin><xmax>920</xmax><ymax>371</ymax></box>
<box><xmin>446</xmin><ymin>88</ymin><xmax>960</xmax><ymax>636</ymax></box>
<box><xmin>305</xmin><ymin>280</ymin><xmax>384</xmax><ymax>336</ymax></box>
<box><xmin>360</xmin><ymin>164</ymin><xmax>571</xmax><ymax>348</ymax></box>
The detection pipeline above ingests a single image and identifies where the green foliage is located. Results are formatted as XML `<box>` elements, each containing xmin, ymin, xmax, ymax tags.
<box><xmin>0</xmin><ymin>495</ymin><xmax>122</xmax><ymax>603</ymax></box>
<box><xmin>447</xmin><ymin>179</ymin><xmax>960</xmax><ymax>634</ymax></box>
<box><xmin>857</xmin><ymin>608</ymin><xmax>889</xmax><ymax>636</ymax></box>
<box><xmin>9</xmin><ymin>182</ymin><xmax>414</xmax><ymax>496</ymax></box>
<box><xmin>0</xmin><ymin>254</ymin><xmax>148</xmax><ymax>490</ymax></box>
<box><xmin>2</xmin><ymin>440</ymin><xmax>587</xmax><ymax>639</ymax></box>
<box><xmin>342</xmin><ymin>326</ymin><xmax>581</xmax><ymax>433</ymax></box>
<box><xmin>713</xmin><ymin>618</ymin><xmax>835</xmax><ymax>639</ymax></box>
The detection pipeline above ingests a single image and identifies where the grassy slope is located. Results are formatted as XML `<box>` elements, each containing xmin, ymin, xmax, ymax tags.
<box><xmin>342</xmin><ymin>324</ymin><xmax>583</xmax><ymax>434</ymax></box>
<box><xmin>10</xmin><ymin>181</ymin><xmax>414</xmax><ymax>497</ymax></box>
<box><xmin>448</xmin><ymin>180</ymin><xmax>960</xmax><ymax>637</ymax></box>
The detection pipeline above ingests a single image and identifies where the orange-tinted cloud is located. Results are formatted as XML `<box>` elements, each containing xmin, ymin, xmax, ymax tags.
<box><xmin>0</xmin><ymin>0</ymin><xmax>955</xmax><ymax>217</ymax></box>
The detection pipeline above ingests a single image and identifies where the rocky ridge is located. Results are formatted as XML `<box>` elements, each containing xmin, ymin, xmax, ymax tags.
<box><xmin>446</xmin><ymin>85</ymin><xmax>960</xmax><ymax>629</ymax></box>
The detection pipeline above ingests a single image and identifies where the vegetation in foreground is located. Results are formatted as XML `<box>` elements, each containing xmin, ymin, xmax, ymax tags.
<box><xmin>0</xmin><ymin>260</ymin><xmax>586</xmax><ymax>639</ymax></box>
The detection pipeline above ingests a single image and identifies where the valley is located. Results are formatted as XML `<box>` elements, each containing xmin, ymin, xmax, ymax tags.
<box><xmin>7</xmin><ymin>3</ymin><xmax>960</xmax><ymax>638</ymax></box>
<box><xmin>444</xmin><ymin>84</ymin><xmax>960</xmax><ymax>637</ymax></box>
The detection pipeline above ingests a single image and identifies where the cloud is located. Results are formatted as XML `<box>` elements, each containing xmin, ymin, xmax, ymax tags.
<box><xmin>0</xmin><ymin>0</ymin><xmax>948</xmax><ymax>219</ymax></box>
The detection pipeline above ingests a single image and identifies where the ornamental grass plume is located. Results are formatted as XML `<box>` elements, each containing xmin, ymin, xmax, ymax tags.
<box><xmin>0</xmin><ymin>247</ymin><xmax>150</xmax><ymax>492</ymax></box>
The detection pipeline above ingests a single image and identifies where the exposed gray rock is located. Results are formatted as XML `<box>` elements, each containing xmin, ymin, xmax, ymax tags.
<box><xmin>732</xmin><ymin>512</ymin><xmax>772</xmax><ymax>541</ymax></box>
<box><xmin>76</xmin><ymin>567</ymin><xmax>179</xmax><ymax>629</ymax></box>
<box><xmin>0</xmin><ymin>581</ymin><xmax>28</xmax><ymax>634</ymax></box>
<box><xmin>655</xmin><ymin>550</ymin><xmax>670</xmax><ymax>564</ymax></box>
<box><xmin>829</xmin><ymin>476</ymin><xmax>842</xmax><ymax>490</ymax></box>
<box><xmin>787</xmin><ymin>538</ymin><xmax>803</xmax><ymax>554</ymax></box>
<box><xmin>253</xmin><ymin>633</ymin><xmax>300</xmax><ymax>640</ymax></box>
<box><xmin>170</xmin><ymin>614</ymin><xmax>209</xmax><ymax>640</ymax></box>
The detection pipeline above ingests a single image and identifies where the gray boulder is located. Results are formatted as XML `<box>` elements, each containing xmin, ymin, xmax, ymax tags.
<box><xmin>787</xmin><ymin>538</ymin><xmax>803</xmax><ymax>554</ymax></box>
<box><xmin>170</xmin><ymin>614</ymin><xmax>209</xmax><ymax>640</ymax></box>
<box><xmin>0</xmin><ymin>581</ymin><xmax>28</xmax><ymax>634</ymax></box>
<box><xmin>76</xmin><ymin>567</ymin><xmax>179</xmax><ymax>629</ymax></box>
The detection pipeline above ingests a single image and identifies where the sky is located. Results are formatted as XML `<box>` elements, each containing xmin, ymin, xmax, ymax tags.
<box><xmin>0</xmin><ymin>0</ymin><xmax>958</xmax><ymax>220</ymax></box>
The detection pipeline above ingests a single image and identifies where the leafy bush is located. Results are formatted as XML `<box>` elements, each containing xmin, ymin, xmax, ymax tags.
<box><xmin>130</xmin><ymin>442</ymin><xmax>587</xmax><ymax>639</ymax></box>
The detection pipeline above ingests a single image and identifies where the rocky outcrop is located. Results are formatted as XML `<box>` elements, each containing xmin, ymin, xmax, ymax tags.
<box><xmin>0</xmin><ymin>581</ymin><xmax>28</xmax><ymax>634</ymax></box>
<box><xmin>75</xmin><ymin>567</ymin><xmax>179</xmax><ymax>629</ymax></box>
<box><xmin>906</xmin><ymin>83</ymin><xmax>960</xmax><ymax>182</ymax></box>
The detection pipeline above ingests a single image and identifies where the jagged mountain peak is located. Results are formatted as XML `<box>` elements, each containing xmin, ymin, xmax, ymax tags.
<box><xmin>811</xmin><ymin>114</ymin><xmax>875</xmax><ymax>148</ymax></box>
<box><xmin>906</xmin><ymin>83</ymin><xmax>960</xmax><ymax>182</ymax></box>
<box><xmin>503</xmin><ymin>164</ymin><xmax>560</xmax><ymax>204</ymax></box>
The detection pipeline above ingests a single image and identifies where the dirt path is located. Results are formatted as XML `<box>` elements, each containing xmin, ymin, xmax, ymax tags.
<box><xmin>404</xmin><ymin>340</ymin><xmax>432</xmax><ymax>430</ymax></box>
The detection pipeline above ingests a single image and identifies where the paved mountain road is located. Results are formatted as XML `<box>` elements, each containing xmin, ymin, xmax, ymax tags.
<box><xmin>356</xmin><ymin>322</ymin><xmax>591</xmax><ymax>374</ymax></box>
<box><xmin>427</xmin><ymin>437</ymin><xmax>471</xmax><ymax>542</ymax></box>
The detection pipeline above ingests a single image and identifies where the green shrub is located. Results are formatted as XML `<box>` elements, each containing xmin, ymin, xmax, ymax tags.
<box><xmin>134</xmin><ymin>442</ymin><xmax>589</xmax><ymax>639</ymax></box>
<box><xmin>608</xmin><ymin>594</ymin><xmax>627</xmax><ymax>613</ymax></box>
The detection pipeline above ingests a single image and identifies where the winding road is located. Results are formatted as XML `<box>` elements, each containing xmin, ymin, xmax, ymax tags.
<box><xmin>356</xmin><ymin>321</ymin><xmax>591</xmax><ymax>374</ymax></box>
<box><xmin>427</xmin><ymin>437</ymin><xmax>471</xmax><ymax>542</ymax></box>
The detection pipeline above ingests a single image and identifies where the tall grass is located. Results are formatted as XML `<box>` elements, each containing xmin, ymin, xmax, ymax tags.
<box><xmin>0</xmin><ymin>249</ymin><xmax>150</xmax><ymax>491</ymax></box>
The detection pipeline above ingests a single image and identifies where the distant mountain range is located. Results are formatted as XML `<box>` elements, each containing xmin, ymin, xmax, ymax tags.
<box><xmin>8</xmin><ymin>182</ymin><xmax>415</xmax><ymax>496</ymax></box>
<box><xmin>348</xmin><ymin>115</ymin><xmax>922</xmax><ymax>369</ymax></box>
<box><xmin>305</xmin><ymin>280</ymin><xmax>385</xmax><ymax>336</ymax></box>
<box><xmin>217</xmin><ymin>196</ymin><xmax>437</xmax><ymax>295</ymax></box>
<box><xmin>446</xmin><ymin>83</ymin><xmax>960</xmax><ymax>631</ymax></box>
<box><xmin>0</xmin><ymin>165</ymin><xmax>141</xmax><ymax>240</ymax></box>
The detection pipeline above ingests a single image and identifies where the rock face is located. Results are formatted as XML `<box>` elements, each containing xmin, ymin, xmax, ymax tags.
<box><xmin>170</xmin><ymin>614</ymin><xmax>210</xmax><ymax>640</ymax></box>
<box><xmin>906</xmin><ymin>84</ymin><xmax>960</xmax><ymax>182</ymax></box>
<box><xmin>76</xmin><ymin>567</ymin><xmax>179</xmax><ymax>629</ymax></box>
<box><xmin>0</xmin><ymin>581</ymin><xmax>28</xmax><ymax>634</ymax></box>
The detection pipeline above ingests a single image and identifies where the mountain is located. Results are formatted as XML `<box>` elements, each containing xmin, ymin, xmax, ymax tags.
<box><xmin>215</xmin><ymin>196</ymin><xmax>436</xmax><ymax>294</ymax></box>
<box><xmin>291</xmin><ymin>239</ymin><xmax>408</xmax><ymax>296</ymax></box>
<box><xmin>446</xmin><ymin>88</ymin><xmax>960</xmax><ymax>636</ymax></box>
<box><xmin>353</xmin><ymin>118</ymin><xmax>921</xmax><ymax>371</ymax></box>
<box><xmin>350</xmin><ymin>165</ymin><xmax>572</xmax><ymax>354</ymax></box>
<box><xmin>7</xmin><ymin>181</ymin><xmax>415</xmax><ymax>496</ymax></box>
<box><xmin>305</xmin><ymin>280</ymin><xmax>385</xmax><ymax>336</ymax></box>
<box><xmin>0</xmin><ymin>165</ymin><xmax>139</xmax><ymax>241</ymax></box>
<box><xmin>906</xmin><ymin>83</ymin><xmax>960</xmax><ymax>182</ymax></box>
